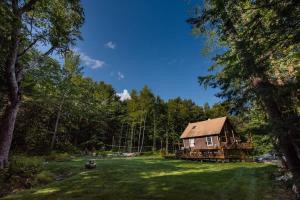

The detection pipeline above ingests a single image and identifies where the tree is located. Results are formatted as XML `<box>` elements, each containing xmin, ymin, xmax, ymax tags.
<box><xmin>0</xmin><ymin>0</ymin><xmax>84</xmax><ymax>168</ymax></box>
<box><xmin>50</xmin><ymin>51</ymin><xmax>82</xmax><ymax>151</ymax></box>
<box><xmin>187</xmin><ymin>0</ymin><xmax>300</xmax><ymax>195</ymax></box>
<box><xmin>138</xmin><ymin>86</ymin><xmax>155</xmax><ymax>152</ymax></box>
<box><xmin>126</xmin><ymin>90</ymin><xmax>139</xmax><ymax>152</ymax></box>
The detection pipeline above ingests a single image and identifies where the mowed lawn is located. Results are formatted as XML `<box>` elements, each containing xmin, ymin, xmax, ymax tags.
<box><xmin>1</xmin><ymin>157</ymin><xmax>290</xmax><ymax>200</ymax></box>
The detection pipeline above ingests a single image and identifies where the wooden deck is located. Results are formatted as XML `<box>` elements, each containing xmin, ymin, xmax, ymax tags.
<box><xmin>175</xmin><ymin>143</ymin><xmax>253</xmax><ymax>161</ymax></box>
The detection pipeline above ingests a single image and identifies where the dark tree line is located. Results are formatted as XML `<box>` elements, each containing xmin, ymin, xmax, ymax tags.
<box><xmin>5</xmin><ymin>55</ymin><xmax>230</xmax><ymax>155</ymax></box>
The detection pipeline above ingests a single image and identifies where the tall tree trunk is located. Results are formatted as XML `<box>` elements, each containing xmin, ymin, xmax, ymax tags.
<box><xmin>74</xmin><ymin>132</ymin><xmax>78</xmax><ymax>147</ymax></box>
<box><xmin>172</xmin><ymin>141</ymin><xmax>175</xmax><ymax>154</ymax></box>
<box><xmin>0</xmin><ymin>9</ymin><xmax>22</xmax><ymax>168</ymax></box>
<box><xmin>73</xmin><ymin>116</ymin><xmax>82</xmax><ymax>147</ymax></box>
<box><xmin>165</xmin><ymin>130</ymin><xmax>169</xmax><ymax>155</ymax></box>
<box><xmin>255</xmin><ymin>79</ymin><xmax>300</xmax><ymax>198</ymax></box>
<box><xmin>112</xmin><ymin>136</ymin><xmax>115</xmax><ymax>150</ymax></box>
<box><xmin>137</xmin><ymin>116</ymin><xmax>142</xmax><ymax>152</ymax></box>
<box><xmin>118</xmin><ymin>122</ymin><xmax>124</xmax><ymax>152</ymax></box>
<box><xmin>129</xmin><ymin>121</ymin><xmax>134</xmax><ymax>153</ymax></box>
<box><xmin>0</xmin><ymin>103</ymin><xmax>20</xmax><ymax>168</ymax></box>
<box><xmin>220</xmin><ymin>7</ymin><xmax>300</xmax><ymax>195</ymax></box>
<box><xmin>132</xmin><ymin>125</ymin><xmax>136</xmax><ymax>151</ymax></box>
<box><xmin>123</xmin><ymin>124</ymin><xmax>129</xmax><ymax>152</ymax></box>
<box><xmin>140</xmin><ymin>112</ymin><xmax>147</xmax><ymax>153</ymax></box>
<box><xmin>165</xmin><ymin>112</ymin><xmax>170</xmax><ymax>155</ymax></box>
<box><xmin>152</xmin><ymin>112</ymin><xmax>156</xmax><ymax>152</ymax></box>
<box><xmin>50</xmin><ymin>96</ymin><xmax>65</xmax><ymax>151</ymax></box>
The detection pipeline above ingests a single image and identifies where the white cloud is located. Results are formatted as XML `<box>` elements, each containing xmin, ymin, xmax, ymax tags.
<box><xmin>80</xmin><ymin>52</ymin><xmax>105</xmax><ymax>69</ymax></box>
<box><xmin>73</xmin><ymin>48</ymin><xmax>105</xmax><ymax>69</ymax></box>
<box><xmin>104</xmin><ymin>41</ymin><xmax>117</xmax><ymax>49</ymax></box>
<box><xmin>117</xmin><ymin>71</ymin><xmax>125</xmax><ymax>80</ymax></box>
<box><xmin>117</xmin><ymin>89</ymin><xmax>131</xmax><ymax>101</ymax></box>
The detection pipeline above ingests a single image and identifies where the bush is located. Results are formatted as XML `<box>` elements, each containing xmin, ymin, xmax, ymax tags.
<box><xmin>23</xmin><ymin>127</ymin><xmax>50</xmax><ymax>154</ymax></box>
<box><xmin>140</xmin><ymin>151</ymin><xmax>162</xmax><ymax>156</ymax></box>
<box><xmin>36</xmin><ymin>171</ymin><xmax>55</xmax><ymax>185</ymax></box>
<box><xmin>95</xmin><ymin>150</ymin><xmax>115</xmax><ymax>157</ymax></box>
<box><xmin>8</xmin><ymin>155</ymin><xmax>44</xmax><ymax>179</ymax></box>
<box><xmin>0</xmin><ymin>155</ymin><xmax>44</xmax><ymax>196</ymax></box>
<box><xmin>252</xmin><ymin>135</ymin><xmax>275</xmax><ymax>156</ymax></box>
<box><xmin>45</xmin><ymin>152</ymin><xmax>71</xmax><ymax>162</ymax></box>
<box><xmin>160</xmin><ymin>149</ymin><xmax>167</xmax><ymax>157</ymax></box>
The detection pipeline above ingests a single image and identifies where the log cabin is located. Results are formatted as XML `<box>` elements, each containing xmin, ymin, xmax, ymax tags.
<box><xmin>178</xmin><ymin>117</ymin><xmax>252</xmax><ymax>161</ymax></box>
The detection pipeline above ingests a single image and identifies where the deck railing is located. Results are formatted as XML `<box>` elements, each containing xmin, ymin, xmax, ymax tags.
<box><xmin>176</xmin><ymin>141</ymin><xmax>253</xmax><ymax>160</ymax></box>
<box><xmin>220</xmin><ymin>142</ymin><xmax>253</xmax><ymax>149</ymax></box>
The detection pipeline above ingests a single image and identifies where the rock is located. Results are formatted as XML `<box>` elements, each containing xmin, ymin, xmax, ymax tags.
<box><xmin>85</xmin><ymin>159</ymin><xmax>96</xmax><ymax>169</ymax></box>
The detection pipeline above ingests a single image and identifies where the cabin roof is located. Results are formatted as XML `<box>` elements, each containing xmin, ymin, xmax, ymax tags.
<box><xmin>180</xmin><ymin>117</ymin><xmax>227</xmax><ymax>139</ymax></box>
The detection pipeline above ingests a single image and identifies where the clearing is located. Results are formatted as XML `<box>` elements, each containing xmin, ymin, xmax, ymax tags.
<box><xmin>1</xmin><ymin>156</ymin><xmax>290</xmax><ymax>200</ymax></box>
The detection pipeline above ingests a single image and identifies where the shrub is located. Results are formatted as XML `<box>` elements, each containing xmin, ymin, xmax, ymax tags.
<box><xmin>0</xmin><ymin>155</ymin><xmax>44</xmax><ymax>196</ymax></box>
<box><xmin>36</xmin><ymin>171</ymin><xmax>55</xmax><ymax>185</ymax></box>
<box><xmin>160</xmin><ymin>149</ymin><xmax>167</xmax><ymax>157</ymax></box>
<box><xmin>23</xmin><ymin>127</ymin><xmax>50</xmax><ymax>154</ymax></box>
<box><xmin>45</xmin><ymin>152</ymin><xmax>71</xmax><ymax>162</ymax></box>
<box><xmin>8</xmin><ymin>155</ymin><xmax>44</xmax><ymax>179</ymax></box>
<box><xmin>140</xmin><ymin>151</ymin><xmax>161</xmax><ymax>156</ymax></box>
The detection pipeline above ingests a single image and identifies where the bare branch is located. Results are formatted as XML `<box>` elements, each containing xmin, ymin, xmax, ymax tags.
<box><xmin>18</xmin><ymin>37</ymin><xmax>40</xmax><ymax>57</ymax></box>
<box><xmin>43</xmin><ymin>46</ymin><xmax>55</xmax><ymax>56</ymax></box>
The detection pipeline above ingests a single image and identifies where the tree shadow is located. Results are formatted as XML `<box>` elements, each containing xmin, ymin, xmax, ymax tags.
<box><xmin>1</xmin><ymin>158</ymin><xmax>292</xmax><ymax>200</ymax></box>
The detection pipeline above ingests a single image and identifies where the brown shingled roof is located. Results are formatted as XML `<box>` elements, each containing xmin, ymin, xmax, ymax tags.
<box><xmin>180</xmin><ymin>117</ymin><xmax>227</xmax><ymax>139</ymax></box>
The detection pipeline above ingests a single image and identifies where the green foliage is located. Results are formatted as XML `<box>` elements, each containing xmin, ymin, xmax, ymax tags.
<box><xmin>8</xmin><ymin>155</ymin><xmax>44</xmax><ymax>178</ymax></box>
<box><xmin>0</xmin><ymin>155</ymin><xmax>44</xmax><ymax>196</ymax></box>
<box><xmin>139</xmin><ymin>151</ymin><xmax>161</xmax><ymax>157</ymax></box>
<box><xmin>36</xmin><ymin>171</ymin><xmax>55</xmax><ymax>185</ymax></box>
<box><xmin>252</xmin><ymin>135</ymin><xmax>274</xmax><ymax>156</ymax></box>
<box><xmin>13</xmin><ymin>58</ymin><xmax>234</xmax><ymax>155</ymax></box>
<box><xmin>45</xmin><ymin>152</ymin><xmax>71</xmax><ymax>162</ymax></box>
<box><xmin>187</xmin><ymin>1</ymin><xmax>300</xmax><ymax>178</ymax></box>
<box><xmin>160</xmin><ymin>149</ymin><xmax>167</xmax><ymax>157</ymax></box>
<box><xmin>188</xmin><ymin>0</ymin><xmax>300</xmax><ymax>115</ymax></box>
<box><xmin>24</xmin><ymin>126</ymin><xmax>50</xmax><ymax>154</ymax></box>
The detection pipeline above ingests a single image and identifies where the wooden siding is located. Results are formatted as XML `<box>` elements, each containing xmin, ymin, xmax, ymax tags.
<box><xmin>183</xmin><ymin>135</ymin><xmax>220</xmax><ymax>150</ymax></box>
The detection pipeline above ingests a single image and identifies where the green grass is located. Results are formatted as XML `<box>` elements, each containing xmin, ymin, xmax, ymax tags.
<box><xmin>1</xmin><ymin>156</ymin><xmax>291</xmax><ymax>200</ymax></box>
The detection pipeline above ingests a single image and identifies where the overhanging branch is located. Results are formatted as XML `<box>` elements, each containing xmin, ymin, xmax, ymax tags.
<box><xmin>20</xmin><ymin>0</ymin><xmax>40</xmax><ymax>13</ymax></box>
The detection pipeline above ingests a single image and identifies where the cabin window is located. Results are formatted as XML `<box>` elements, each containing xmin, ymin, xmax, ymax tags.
<box><xmin>206</xmin><ymin>136</ymin><xmax>213</xmax><ymax>146</ymax></box>
<box><xmin>189</xmin><ymin>138</ymin><xmax>195</xmax><ymax>147</ymax></box>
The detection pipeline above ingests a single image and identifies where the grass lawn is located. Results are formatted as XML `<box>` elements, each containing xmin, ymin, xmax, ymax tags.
<box><xmin>1</xmin><ymin>156</ymin><xmax>291</xmax><ymax>200</ymax></box>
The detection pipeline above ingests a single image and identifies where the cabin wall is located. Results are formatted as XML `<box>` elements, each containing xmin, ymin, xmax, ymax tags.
<box><xmin>183</xmin><ymin>135</ymin><xmax>220</xmax><ymax>150</ymax></box>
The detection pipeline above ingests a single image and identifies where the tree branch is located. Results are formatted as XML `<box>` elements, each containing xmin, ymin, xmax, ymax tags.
<box><xmin>20</xmin><ymin>0</ymin><xmax>40</xmax><ymax>13</ymax></box>
<box><xmin>18</xmin><ymin>37</ymin><xmax>40</xmax><ymax>57</ymax></box>
<box><xmin>44</xmin><ymin>46</ymin><xmax>55</xmax><ymax>56</ymax></box>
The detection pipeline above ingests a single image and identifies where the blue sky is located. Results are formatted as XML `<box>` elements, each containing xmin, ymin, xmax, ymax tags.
<box><xmin>75</xmin><ymin>0</ymin><xmax>220</xmax><ymax>105</ymax></box>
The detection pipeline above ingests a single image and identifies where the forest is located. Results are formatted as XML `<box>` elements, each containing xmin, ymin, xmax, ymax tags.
<box><xmin>2</xmin><ymin>52</ymin><xmax>237</xmax><ymax>155</ymax></box>
<box><xmin>0</xmin><ymin>0</ymin><xmax>299</xmax><ymax>199</ymax></box>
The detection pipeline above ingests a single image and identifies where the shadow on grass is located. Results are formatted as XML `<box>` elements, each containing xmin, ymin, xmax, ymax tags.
<box><xmin>1</xmin><ymin>157</ymin><xmax>291</xmax><ymax>200</ymax></box>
